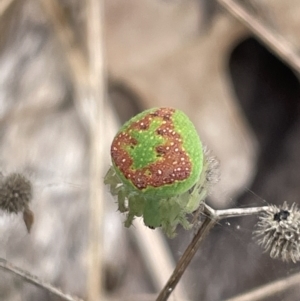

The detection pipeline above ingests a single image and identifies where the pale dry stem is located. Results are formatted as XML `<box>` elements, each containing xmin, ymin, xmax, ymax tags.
<box><xmin>0</xmin><ymin>258</ymin><xmax>84</xmax><ymax>301</ymax></box>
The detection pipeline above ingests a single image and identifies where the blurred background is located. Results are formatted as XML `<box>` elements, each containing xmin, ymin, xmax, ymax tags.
<box><xmin>1</xmin><ymin>0</ymin><xmax>300</xmax><ymax>300</ymax></box>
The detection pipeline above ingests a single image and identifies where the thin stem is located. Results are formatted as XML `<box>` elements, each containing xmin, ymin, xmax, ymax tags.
<box><xmin>156</xmin><ymin>204</ymin><xmax>269</xmax><ymax>301</ymax></box>
<box><xmin>215</xmin><ymin>206</ymin><xmax>269</xmax><ymax>219</ymax></box>
<box><xmin>0</xmin><ymin>258</ymin><xmax>84</xmax><ymax>301</ymax></box>
<box><xmin>39</xmin><ymin>1</ymin><xmax>106</xmax><ymax>299</ymax></box>
<box><xmin>225</xmin><ymin>271</ymin><xmax>300</xmax><ymax>301</ymax></box>
<box><xmin>156</xmin><ymin>205</ymin><xmax>219</xmax><ymax>301</ymax></box>
<box><xmin>86</xmin><ymin>0</ymin><xmax>106</xmax><ymax>300</ymax></box>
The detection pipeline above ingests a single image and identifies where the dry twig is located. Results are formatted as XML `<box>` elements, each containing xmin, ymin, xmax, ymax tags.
<box><xmin>225</xmin><ymin>270</ymin><xmax>300</xmax><ymax>301</ymax></box>
<box><xmin>0</xmin><ymin>258</ymin><xmax>84</xmax><ymax>301</ymax></box>
<box><xmin>156</xmin><ymin>204</ymin><xmax>269</xmax><ymax>301</ymax></box>
<box><xmin>86</xmin><ymin>0</ymin><xmax>106</xmax><ymax>300</ymax></box>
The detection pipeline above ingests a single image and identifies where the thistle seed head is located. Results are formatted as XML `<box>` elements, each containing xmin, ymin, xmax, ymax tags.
<box><xmin>0</xmin><ymin>173</ymin><xmax>32</xmax><ymax>214</ymax></box>
<box><xmin>254</xmin><ymin>201</ymin><xmax>300</xmax><ymax>263</ymax></box>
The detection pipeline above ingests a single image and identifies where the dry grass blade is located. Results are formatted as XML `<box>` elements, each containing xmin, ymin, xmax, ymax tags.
<box><xmin>132</xmin><ymin>220</ymin><xmax>187</xmax><ymax>301</ymax></box>
<box><xmin>39</xmin><ymin>0</ymin><xmax>106</xmax><ymax>299</ymax></box>
<box><xmin>0</xmin><ymin>258</ymin><xmax>84</xmax><ymax>301</ymax></box>
<box><xmin>217</xmin><ymin>0</ymin><xmax>300</xmax><ymax>74</ymax></box>
<box><xmin>86</xmin><ymin>0</ymin><xmax>106</xmax><ymax>300</ymax></box>
<box><xmin>225</xmin><ymin>271</ymin><xmax>300</xmax><ymax>301</ymax></box>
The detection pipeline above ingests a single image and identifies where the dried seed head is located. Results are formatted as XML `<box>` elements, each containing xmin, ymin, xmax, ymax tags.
<box><xmin>254</xmin><ymin>202</ymin><xmax>300</xmax><ymax>263</ymax></box>
<box><xmin>0</xmin><ymin>173</ymin><xmax>32</xmax><ymax>214</ymax></box>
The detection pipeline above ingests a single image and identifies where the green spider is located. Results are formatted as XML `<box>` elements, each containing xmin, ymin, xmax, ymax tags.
<box><xmin>104</xmin><ymin>107</ymin><xmax>216</xmax><ymax>237</ymax></box>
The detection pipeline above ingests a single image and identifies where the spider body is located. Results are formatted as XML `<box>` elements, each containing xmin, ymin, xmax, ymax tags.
<box><xmin>105</xmin><ymin>107</ymin><xmax>215</xmax><ymax>237</ymax></box>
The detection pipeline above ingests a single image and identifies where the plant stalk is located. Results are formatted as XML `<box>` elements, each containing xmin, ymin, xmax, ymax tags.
<box><xmin>156</xmin><ymin>203</ymin><xmax>269</xmax><ymax>301</ymax></box>
<box><xmin>156</xmin><ymin>204</ymin><xmax>219</xmax><ymax>301</ymax></box>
